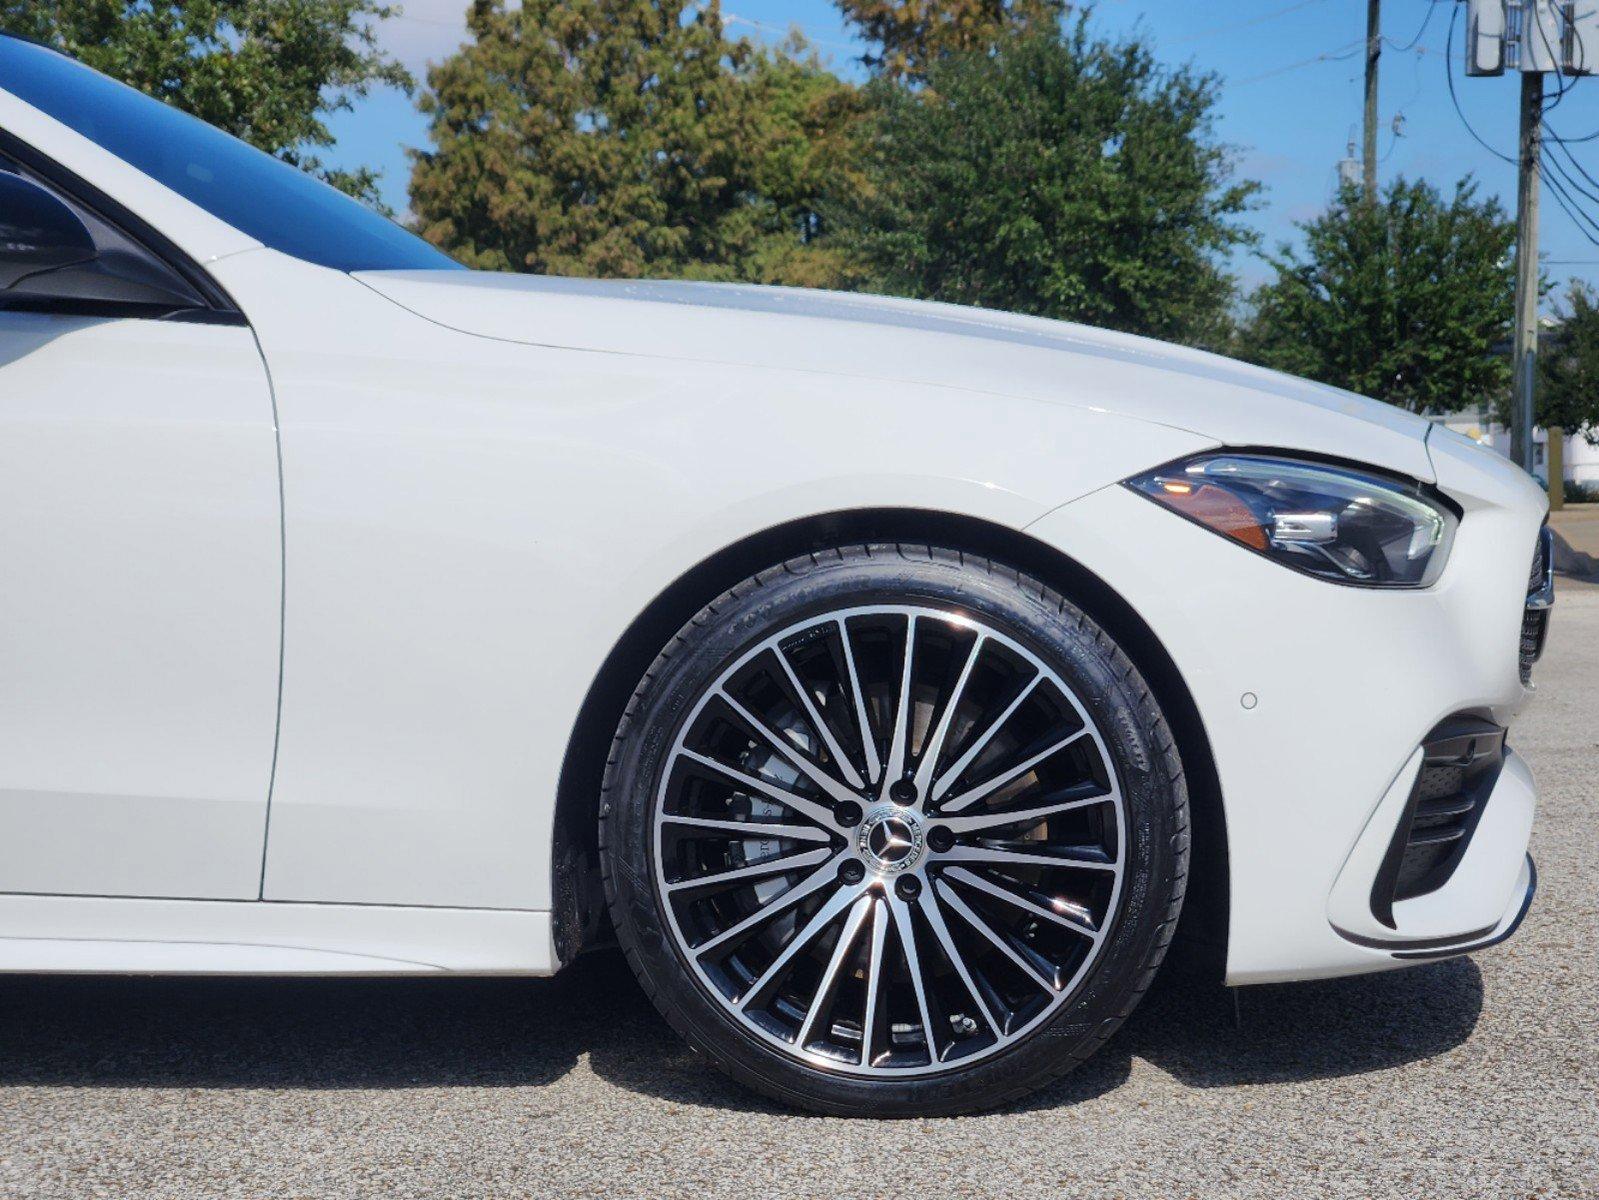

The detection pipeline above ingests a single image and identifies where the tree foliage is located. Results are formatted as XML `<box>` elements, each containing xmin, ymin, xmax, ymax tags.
<box><xmin>833</xmin><ymin>26</ymin><xmax>1257</xmax><ymax>344</ymax></box>
<box><xmin>409</xmin><ymin>0</ymin><xmax>861</xmax><ymax>284</ymax></box>
<box><xmin>835</xmin><ymin>0</ymin><xmax>1065</xmax><ymax>81</ymax></box>
<box><xmin>1540</xmin><ymin>282</ymin><xmax>1599</xmax><ymax>443</ymax></box>
<box><xmin>1244</xmin><ymin>178</ymin><xmax>1516</xmax><ymax>414</ymax></box>
<box><xmin>2</xmin><ymin>0</ymin><xmax>410</xmax><ymax>205</ymax></box>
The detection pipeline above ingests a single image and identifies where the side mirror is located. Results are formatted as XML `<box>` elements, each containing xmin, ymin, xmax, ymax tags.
<box><xmin>0</xmin><ymin>170</ymin><xmax>97</xmax><ymax>290</ymax></box>
<box><xmin>0</xmin><ymin>171</ymin><xmax>202</xmax><ymax>313</ymax></box>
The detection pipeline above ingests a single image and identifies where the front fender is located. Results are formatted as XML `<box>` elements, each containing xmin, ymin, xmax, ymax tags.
<box><xmin>211</xmin><ymin>250</ymin><xmax>1215</xmax><ymax>912</ymax></box>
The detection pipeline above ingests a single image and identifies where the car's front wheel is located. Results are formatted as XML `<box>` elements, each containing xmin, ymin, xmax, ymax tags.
<box><xmin>599</xmin><ymin>544</ymin><xmax>1188</xmax><ymax>1116</ymax></box>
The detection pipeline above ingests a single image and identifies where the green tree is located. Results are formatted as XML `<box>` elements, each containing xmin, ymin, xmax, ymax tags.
<box><xmin>737</xmin><ymin>36</ymin><xmax>870</xmax><ymax>288</ymax></box>
<box><xmin>1539</xmin><ymin>281</ymin><xmax>1599</xmax><ymax>443</ymax></box>
<box><xmin>834</xmin><ymin>27</ymin><xmax>1257</xmax><ymax>344</ymax></box>
<box><xmin>1244</xmin><ymin>178</ymin><xmax>1516</xmax><ymax>414</ymax></box>
<box><xmin>409</xmin><ymin>0</ymin><xmax>860</xmax><ymax>284</ymax></box>
<box><xmin>4</xmin><ymin>0</ymin><xmax>409</xmax><ymax>206</ymax></box>
<box><xmin>835</xmin><ymin>0</ymin><xmax>1066</xmax><ymax>81</ymax></box>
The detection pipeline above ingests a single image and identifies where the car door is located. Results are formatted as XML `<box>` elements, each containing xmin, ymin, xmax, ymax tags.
<box><xmin>0</xmin><ymin>148</ymin><xmax>281</xmax><ymax>900</ymax></box>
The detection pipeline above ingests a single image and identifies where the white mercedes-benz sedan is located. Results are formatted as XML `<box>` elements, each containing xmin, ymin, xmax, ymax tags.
<box><xmin>0</xmin><ymin>34</ymin><xmax>1549</xmax><ymax>1116</ymax></box>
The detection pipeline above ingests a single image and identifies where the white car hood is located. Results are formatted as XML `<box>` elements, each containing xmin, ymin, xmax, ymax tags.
<box><xmin>356</xmin><ymin>271</ymin><xmax>1437</xmax><ymax>482</ymax></box>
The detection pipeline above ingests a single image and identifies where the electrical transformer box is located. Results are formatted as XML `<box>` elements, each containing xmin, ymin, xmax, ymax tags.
<box><xmin>1467</xmin><ymin>0</ymin><xmax>1508</xmax><ymax>75</ymax></box>
<box><xmin>1567</xmin><ymin>0</ymin><xmax>1599</xmax><ymax>75</ymax></box>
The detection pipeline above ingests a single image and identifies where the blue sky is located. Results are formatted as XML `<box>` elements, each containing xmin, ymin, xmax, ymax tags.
<box><xmin>324</xmin><ymin>0</ymin><xmax>1599</xmax><ymax>296</ymax></box>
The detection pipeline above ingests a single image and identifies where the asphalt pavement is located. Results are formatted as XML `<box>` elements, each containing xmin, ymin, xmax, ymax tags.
<box><xmin>2</xmin><ymin>584</ymin><xmax>1596</xmax><ymax>1199</ymax></box>
<box><xmin>1552</xmin><ymin>504</ymin><xmax>1599</xmax><ymax>575</ymax></box>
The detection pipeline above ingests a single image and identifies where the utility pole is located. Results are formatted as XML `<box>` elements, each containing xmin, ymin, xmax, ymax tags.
<box><xmin>1549</xmin><ymin>427</ymin><xmax>1566</xmax><ymax>509</ymax></box>
<box><xmin>1512</xmin><ymin>69</ymin><xmax>1543</xmax><ymax>476</ymax></box>
<box><xmin>1465</xmin><ymin>0</ymin><xmax>1592</xmax><ymax>486</ymax></box>
<box><xmin>1364</xmin><ymin>0</ymin><xmax>1381</xmax><ymax>196</ymax></box>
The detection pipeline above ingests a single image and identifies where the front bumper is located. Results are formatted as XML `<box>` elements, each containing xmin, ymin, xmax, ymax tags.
<box><xmin>1327</xmin><ymin>735</ymin><xmax>1537</xmax><ymax>961</ymax></box>
<box><xmin>1334</xmin><ymin>852</ymin><xmax>1537</xmax><ymax>963</ymax></box>
<box><xmin>1027</xmin><ymin>461</ymin><xmax>1545</xmax><ymax>984</ymax></box>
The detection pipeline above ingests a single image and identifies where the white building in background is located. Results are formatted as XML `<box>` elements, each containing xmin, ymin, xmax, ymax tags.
<box><xmin>1432</xmin><ymin>409</ymin><xmax>1599</xmax><ymax>488</ymax></box>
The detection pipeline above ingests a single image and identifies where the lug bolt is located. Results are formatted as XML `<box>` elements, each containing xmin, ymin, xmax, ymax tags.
<box><xmin>834</xmin><ymin>801</ymin><xmax>863</xmax><ymax>829</ymax></box>
<box><xmin>926</xmin><ymin>825</ymin><xmax>955</xmax><ymax>853</ymax></box>
<box><xmin>889</xmin><ymin>778</ymin><xmax>918</xmax><ymax>805</ymax></box>
<box><xmin>895</xmin><ymin>875</ymin><xmax>922</xmax><ymax>900</ymax></box>
<box><xmin>839</xmin><ymin>860</ymin><xmax>866</xmax><ymax>885</ymax></box>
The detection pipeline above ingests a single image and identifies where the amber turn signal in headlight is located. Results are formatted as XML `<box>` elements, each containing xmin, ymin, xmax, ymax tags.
<box><xmin>1126</xmin><ymin>453</ymin><xmax>1459</xmax><ymax>588</ymax></box>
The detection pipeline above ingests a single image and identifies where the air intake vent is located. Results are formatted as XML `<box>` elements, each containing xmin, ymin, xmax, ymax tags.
<box><xmin>1522</xmin><ymin>526</ymin><xmax>1555</xmax><ymax>685</ymax></box>
<box><xmin>1371</xmin><ymin>718</ymin><xmax>1507</xmax><ymax>928</ymax></box>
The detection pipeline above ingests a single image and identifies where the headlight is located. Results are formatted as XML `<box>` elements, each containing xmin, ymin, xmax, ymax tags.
<box><xmin>1125</xmin><ymin>453</ymin><xmax>1459</xmax><ymax>588</ymax></box>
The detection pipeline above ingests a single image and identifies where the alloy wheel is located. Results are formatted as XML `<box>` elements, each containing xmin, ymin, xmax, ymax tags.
<box><xmin>652</xmin><ymin>604</ymin><xmax>1127</xmax><ymax>1077</ymax></box>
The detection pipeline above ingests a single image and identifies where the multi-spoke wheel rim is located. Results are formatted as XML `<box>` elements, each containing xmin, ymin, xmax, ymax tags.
<box><xmin>652</xmin><ymin>605</ymin><xmax>1127</xmax><ymax>1078</ymax></box>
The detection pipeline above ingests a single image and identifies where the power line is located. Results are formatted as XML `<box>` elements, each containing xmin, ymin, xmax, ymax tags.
<box><xmin>1540</xmin><ymin>152</ymin><xmax>1599</xmax><ymax>244</ymax></box>
<box><xmin>1379</xmin><ymin>127</ymin><xmax>1402</xmax><ymax>163</ymax></box>
<box><xmin>1543</xmin><ymin>179</ymin><xmax>1594</xmax><ymax>242</ymax></box>
<box><xmin>1541</xmin><ymin>133</ymin><xmax>1599</xmax><ymax>249</ymax></box>
<box><xmin>1168</xmin><ymin>0</ymin><xmax>1332</xmax><ymax>46</ymax></box>
<box><xmin>1228</xmin><ymin>14</ymin><xmax>1449</xmax><ymax>93</ymax></box>
<box><xmin>1390</xmin><ymin>36</ymin><xmax>1432</xmax><ymax>117</ymax></box>
<box><xmin>1444</xmin><ymin>4</ymin><xmax>1516</xmax><ymax>164</ymax></box>
<box><xmin>722</xmin><ymin>13</ymin><xmax>859</xmax><ymax>55</ymax></box>
<box><xmin>1549</xmin><ymin>118</ymin><xmax>1599</xmax><ymax>143</ymax></box>
<box><xmin>1549</xmin><ymin>120</ymin><xmax>1599</xmax><ymax>159</ymax></box>
<box><xmin>1545</xmin><ymin>174</ymin><xmax>1599</xmax><ymax>247</ymax></box>
<box><xmin>1544</xmin><ymin>144</ymin><xmax>1599</xmax><ymax>213</ymax></box>
<box><xmin>388</xmin><ymin>12</ymin><xmax>462</xmax><ymax>28</ymax></box>
<box><xmin>1536</xmin><ymin>118</ymin><xmax>1599</xmax><ymax>246</ymax></box>
<box><xmin>1386</xmin><ymin>0</ymin><xmax>1447</xmax><ymax>54</ymax></box>
<box><xmin>1548</xmin><ymin>127</ymin><xmax>1599</xmax><ymax>200</ymax></box>
<box><xmin>1234</xmin><ymin>38</ymin><xmax>1364</xmax><ymax>86</ymax></box>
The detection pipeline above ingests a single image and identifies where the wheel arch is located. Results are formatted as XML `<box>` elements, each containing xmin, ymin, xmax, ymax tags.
<box><xmin>549</xmin><ymin>508</ymin><xmax>1230</xmax><ymax>978</ymax></box>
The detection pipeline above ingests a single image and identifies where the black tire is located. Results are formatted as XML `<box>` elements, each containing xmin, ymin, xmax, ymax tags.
<box><xmin>599</xmin><ymin>544</ymin><xmax>1189</xmax><ymax>1116</ymax></box>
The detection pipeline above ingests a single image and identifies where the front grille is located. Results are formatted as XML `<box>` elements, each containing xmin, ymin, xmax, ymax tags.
<box><xmin>1371</xmin><ymin>718</ymin><xmax>1507</xmax><ymax>928</ymax></box>
<box><xmin>1521</xmin><ymin>608</ymin><xmax>1550</xmax><ymax>684</ymax></box>
<box><xmin>1521</xmin><ymin>526</ymin><xmax>1555</xmax><ymax>685</ymax></box>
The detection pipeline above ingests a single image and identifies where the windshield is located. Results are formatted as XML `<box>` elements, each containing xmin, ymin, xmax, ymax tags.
<box><xmin>0</xmin><ymin>34</ymin><xmax>460</xmax><ymax>273</ymax></box>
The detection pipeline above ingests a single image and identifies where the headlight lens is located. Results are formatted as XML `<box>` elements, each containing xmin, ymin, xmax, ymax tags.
<box><xmin>1125</xmin><ymin>453</ymin><xmax>1458</xmax><ymax>588</ymax></box>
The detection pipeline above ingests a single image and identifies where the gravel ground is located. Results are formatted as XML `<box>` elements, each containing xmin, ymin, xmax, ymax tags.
<box><xmin>1551</xmin><ymin>505</ymin><xmax>1599</xmax><ymax>558</ymax></box>
<box><xmin>2</xmin><ymin>587</ymin><xmax>1596</xmax><ymax>1199</ymax></box>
